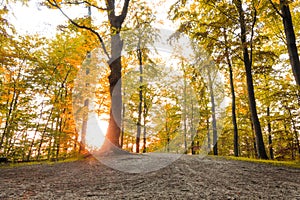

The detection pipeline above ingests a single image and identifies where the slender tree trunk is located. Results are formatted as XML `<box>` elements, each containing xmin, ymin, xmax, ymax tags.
<box><xmin>267</xmin><ymin>106</ymin><xmax>274</xmax><ymax>159</ymax></box>
<box><xmin>142</xmin><ymin>123</ymin><xmax>147</xmax><ymax>153</ymax></box>
<box><xmin>142</xmin><ymin>95</ymin><xmax>147</xmax><ymax>153</ymax></box>
<box><xmin>36</xmin><ymin>106</ymin><xmax>55</xmax><ymax>160</ymax></box>
<box><xmin>80</xmin><ymin>99</ymin><xmax>89</xmax><ymax>153</ymax></box>
<box><xmin>280</xmin><ymin>0</ymin><xmax>300</xmax><ymax>86</ymax></box>
<box><xmin>224</xmin><ymin>31</ymin><xmax>239</xmax><ymax>157</ymax></box>
<box><xmin>0</xmin><ymin>77</ymin><xmax>20</xmax><ymax>151</ymax></box>
<box><xmin>229</xmin><ymin>63</ymin><xmax>239</xmax><ymax>157</ymax></box>
<box><xmin>136</xmin><ymin>40</ymin><xmax>143</xmax><ymax>153</ymax></box>
<box><xmin>208</xmin><ymin>69</ymin><xmax>218</xmax><ymax>155</ymax></box>
<box><xmin>287</xmin><ymin>107</ymin><xmax>300</xmax><ymax>157</ymax></box>
<box><xmin>206</xmin><ymin>118</ymin><xmax>210</xmax><ymax>151</ymax></box>
<box><xmin>234</xmin><ymin>0</ymin><xmax>268</xmax><ymax>159</ymax></box>
<box><xmin>183</xmin><ymin>69</ymin><xmax>188</xmax><ymax>153</ymax></box>
<box><xmin>190</xmin><ymin>99</ymin><xmax>195</xmax><ymax>155</ymax></box>
<box><xmin>120</xmin><ymin>101</ymin><xmax>125</xmax><ymax>148</ymax></box>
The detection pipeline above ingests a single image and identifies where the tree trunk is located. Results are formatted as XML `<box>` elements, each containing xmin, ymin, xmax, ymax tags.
<box><xmin>102</xmin><ymin>1</ymin><xmax>130</xmax><ymax>152</ymax></box>
<box><xmin>208</xmin><ymin>69</ymin><xmax>218</xmax><ymax>156</ymax></box>
<box><xmin>183</xmin><ymin>69</ymin><xmax>188</xmax><ymax>153</ymax></box>
<box><xmin>234</xmin><ymin>0</ymin><xmax>268</xmax><ymax>159</ymax></box>
<box><xmin>120</xmin><ymin>101</ymin><xmax>125</xmax><ymax>148</ymax></box>
<box><xmin>224</xmin><ymin>31</ymin><xmax>239</xmax><ymax>157</ymax></box>
<box><xmin>142</xmin><ymin>96</ymin><xmax>147</xmax><ymax>153</ymax></box>
<box><xmin>206</xmin><ymin>118</ymin><xmax>210</xmax><ymax>151</ymax></box>
<box><xmin>267</xmin><ymin>106</ymin><xmax>274</xmax><ymax>159</ymax></box>
<box><xmin>136</xmin><ymin>40</ymin><xmax>143</xmax><ymax>153</ymax></box>
<box><xmin>105</xmin><ymin>33</ymin><xmax>123</xmax><ymax>149</ymax></box>
<box><xmin>280</xmin><ymin>0</ymin><xmax>300</xmax><ymax>86</ymax></box>
<box><xmin>79</xmin><ymin>99</ymin><xmax>89</xmax><ymax>153</ymax></box>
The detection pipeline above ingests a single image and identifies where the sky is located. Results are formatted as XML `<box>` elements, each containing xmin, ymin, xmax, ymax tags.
<box><xmin>6</xmin><ymin>0</ymin><xmax>177</xmax><ymax>37</ymax></box>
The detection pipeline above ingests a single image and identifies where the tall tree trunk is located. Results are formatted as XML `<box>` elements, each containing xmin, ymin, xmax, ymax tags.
<box><xmin>120</xmin><ymin>101</ymin><xmax>125</xmax><ymax>148</ymax></box>
<box><xmin>79</xmin><ymin>99</ymin><xmax>89</xmax><ymax>153</ymax></box>
<box><xmin>280</xmin><ymin>0</ymin><xmax>300</xmax><ymax>86</ymax></box>
<box><xmin>0</xmin><ymin>75</ymin><xmax>20</xmax><ymax>151</ymax></box>
<box><xmin>206</xmin><ymin>118</ymin><xmax>210</xmax><ymax>151</ymax></box>
<box><xmin>250</xmin><ymin>120</ymin><xmax>258</xmax><ymax>158</ymax></box>
<box><xmin>267</xmin><ymin>106</ymin><xmax>274</xmax><ymax>159</ymax></box>
<box><xmin>142</xmin><ymin>95</ymin><xmax>147</xmax><ymax>153</ymax></box>
<box><xmin>190</xmin><ymin>99</ymin><xmax>195</xmax><ymax>155</ymax></box>
<box><xmin>224</xmin><ymin>31</ymin><xmax>239</xmax><ymax>157</ymax></box>
<box><xmin>183</xmin><ymin>69</ymin><xmax>188</xmax><ymax>153</ymax></box>
<box><xmin>287</xmin><ymin>107</ymin><xmax>300</xmax><ymax>158</ymax></box>
<box><xmin>103</xmin><ymin>0</ymin><xmax>130</xmax><ymax>151</ymax></box>
<box><xmin>105</xmin><ymin>33</ymin><xmax>123</xmax><ymax>149</ymax></box>
<box><xmin>208</xmin><ymin>69</ymin><xmax>218</xmax><ymax>155</ymax></box>
<box><xmin>136</xmin><ymin>39</ymin><xmax>143</xmax><ymax>153</ymax></box>
<box><xmin>234</xmin><ymin>0</ymin><xmax>268</xmax><ymax>159</ymax></box>
<box><xmin>142</xmin><ymin>122</ymin><xmax>147</xmax><ymax>153</ymax></box>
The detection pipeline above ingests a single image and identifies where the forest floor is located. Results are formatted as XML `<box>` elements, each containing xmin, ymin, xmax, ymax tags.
<box><xmin>0</xmin><ymin>153</ymin><xmax>299</xmax><ymax>200</ymax></box>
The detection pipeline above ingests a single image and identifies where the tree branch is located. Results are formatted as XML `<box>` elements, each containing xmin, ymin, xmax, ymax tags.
<box><xmin>268</xmin><ymin>0</ymin><xmax>284</xmax><ymax>18</ymax></box>
<box><xmin>64</xmin><ymin>1</ymin><xmax>107</xmax><ymax>11</ymax></box>
<box><xmin>46</xmin><ymin>0</ymin><xmax>111</xmax><ymax>60</ymax></box>
<box><xmin>120</xmin><ymin>0</ymin><xmax>130</xmax><ymax>22</ymax></box>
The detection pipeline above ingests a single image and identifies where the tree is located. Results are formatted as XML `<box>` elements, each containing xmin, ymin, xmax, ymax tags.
<box><xmin>233</xmin><ymin>0</ymin><xmax>268</xmax><ymax>159</ymax></box>
<box><xmin>269</xmin><ymin>0</ymin><xmax>300</xmax><ymax>86</ymax></box>
<box><xmin>45</xmin><ymin>0</ymin><xmax>131</xmax><ymax>152</ymax></box>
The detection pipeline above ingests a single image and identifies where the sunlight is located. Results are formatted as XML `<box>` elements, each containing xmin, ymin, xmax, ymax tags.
<box><xmin>85</xmin><ymin>113</ymin><xmax>108</xmax><ymax>150</ymax></box>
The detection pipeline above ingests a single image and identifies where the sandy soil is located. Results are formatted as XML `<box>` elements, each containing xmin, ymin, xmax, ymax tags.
<box><xmin>0</xmin><ymin>154</ymin><xmax>299</xmax><ymax>199</ymax></box>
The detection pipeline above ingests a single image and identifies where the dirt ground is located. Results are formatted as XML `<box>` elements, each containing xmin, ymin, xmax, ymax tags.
<box><xmin>0</xmin><ymin>154</ymin><xmax>299</xmax><ymax>199</ymax></box>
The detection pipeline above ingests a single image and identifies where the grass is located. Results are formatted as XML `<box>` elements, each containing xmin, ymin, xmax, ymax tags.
<box><xmin>0</xmin><ymin>156</ymin><xmax>84</xmax><ymax>169</ymax></box>
<box><xmin>220</xmin><ymin>155</ymin><xmax>300</xmax><ymax>169</ymax></box>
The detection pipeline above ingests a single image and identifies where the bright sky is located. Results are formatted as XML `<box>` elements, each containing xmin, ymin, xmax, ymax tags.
<box><xmin>7</xmin><ymin>0</ymin><xmax>177</xmax><ymax>37</ymax></box>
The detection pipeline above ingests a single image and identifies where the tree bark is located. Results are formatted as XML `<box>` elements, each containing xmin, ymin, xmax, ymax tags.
<box><xmin>234</xmin><ymin>0</ymin><xmax>268</xmax><ymax>159</ymax></box>
<box><xmin>280</xmin><ymin>0</ymin><xmax>300</xmax><ymax>86</ymax></box>
<box><xmin>103</xmin><ymin>0</ymin><xmax>130</xmax><ymax>151</ymax></box>
<box><xmin>135</xmin><ymin>38</ymin><xmax>143</xmax><ymax>153</ymax></box>
<box><xmin>224</xmin><ymin>31</ymin><xmax>239</xmax><ymax>157</ymax></box>
<box><xmin>208</xmin><ymin>68</ymin><xmax>218</xmax><ymax>156</ymax></box>
<box><xmin>267</xmin><ymin>106</ymin><xmax>274</xmax><ymax>159</ymax></box>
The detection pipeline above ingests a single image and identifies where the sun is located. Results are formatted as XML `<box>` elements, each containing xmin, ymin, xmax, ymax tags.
<box><xmin>85</xmin><ymin>113</ymin><xmax>108</xmax><ymax>150</ymax></box>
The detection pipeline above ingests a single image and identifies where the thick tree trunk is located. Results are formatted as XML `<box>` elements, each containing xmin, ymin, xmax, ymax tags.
<box><xmin>106</xmin><ymin>60</ymin><xmax>122</xmax><ymax>148</ymax></box>
<box><xmin>104</xmin><ymin>32</ymin><xmax>123</xmax><ymax>150</ymax></box>
<box><xmin>235</xmin><ymin>0</ymin><xmax>268</xmax><ymax>159</ymax></box>
<box><xmin>101</xmin><ymin>1</ymin><xmax>130</xmax><ymax>152</ymax></box>
<box><xmin>280</xmin><ymin>0</ymin><xmax>300</xmax><ymax>86</ymax></box>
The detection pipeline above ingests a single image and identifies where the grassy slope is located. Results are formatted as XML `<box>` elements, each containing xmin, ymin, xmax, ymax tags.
<box><xmin>1</xmin><ymin>154</ymin><xmax>300</xmax><ymax>169</ymax></box>
<box><xmin>0</xmin><ymin>156</ymin><xmax>84</xmax><ymax>169</ymax></box>
<box><xmin>219</xmin><ymin>156</ymin><xmax>300</xmax><ymax>169</ymax></box>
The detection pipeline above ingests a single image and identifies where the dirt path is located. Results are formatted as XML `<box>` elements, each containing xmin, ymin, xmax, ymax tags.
<box><xmin>0</xmin><ymin>154</ymin><xmax>299</xmax><ymax>199</ymax></box>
